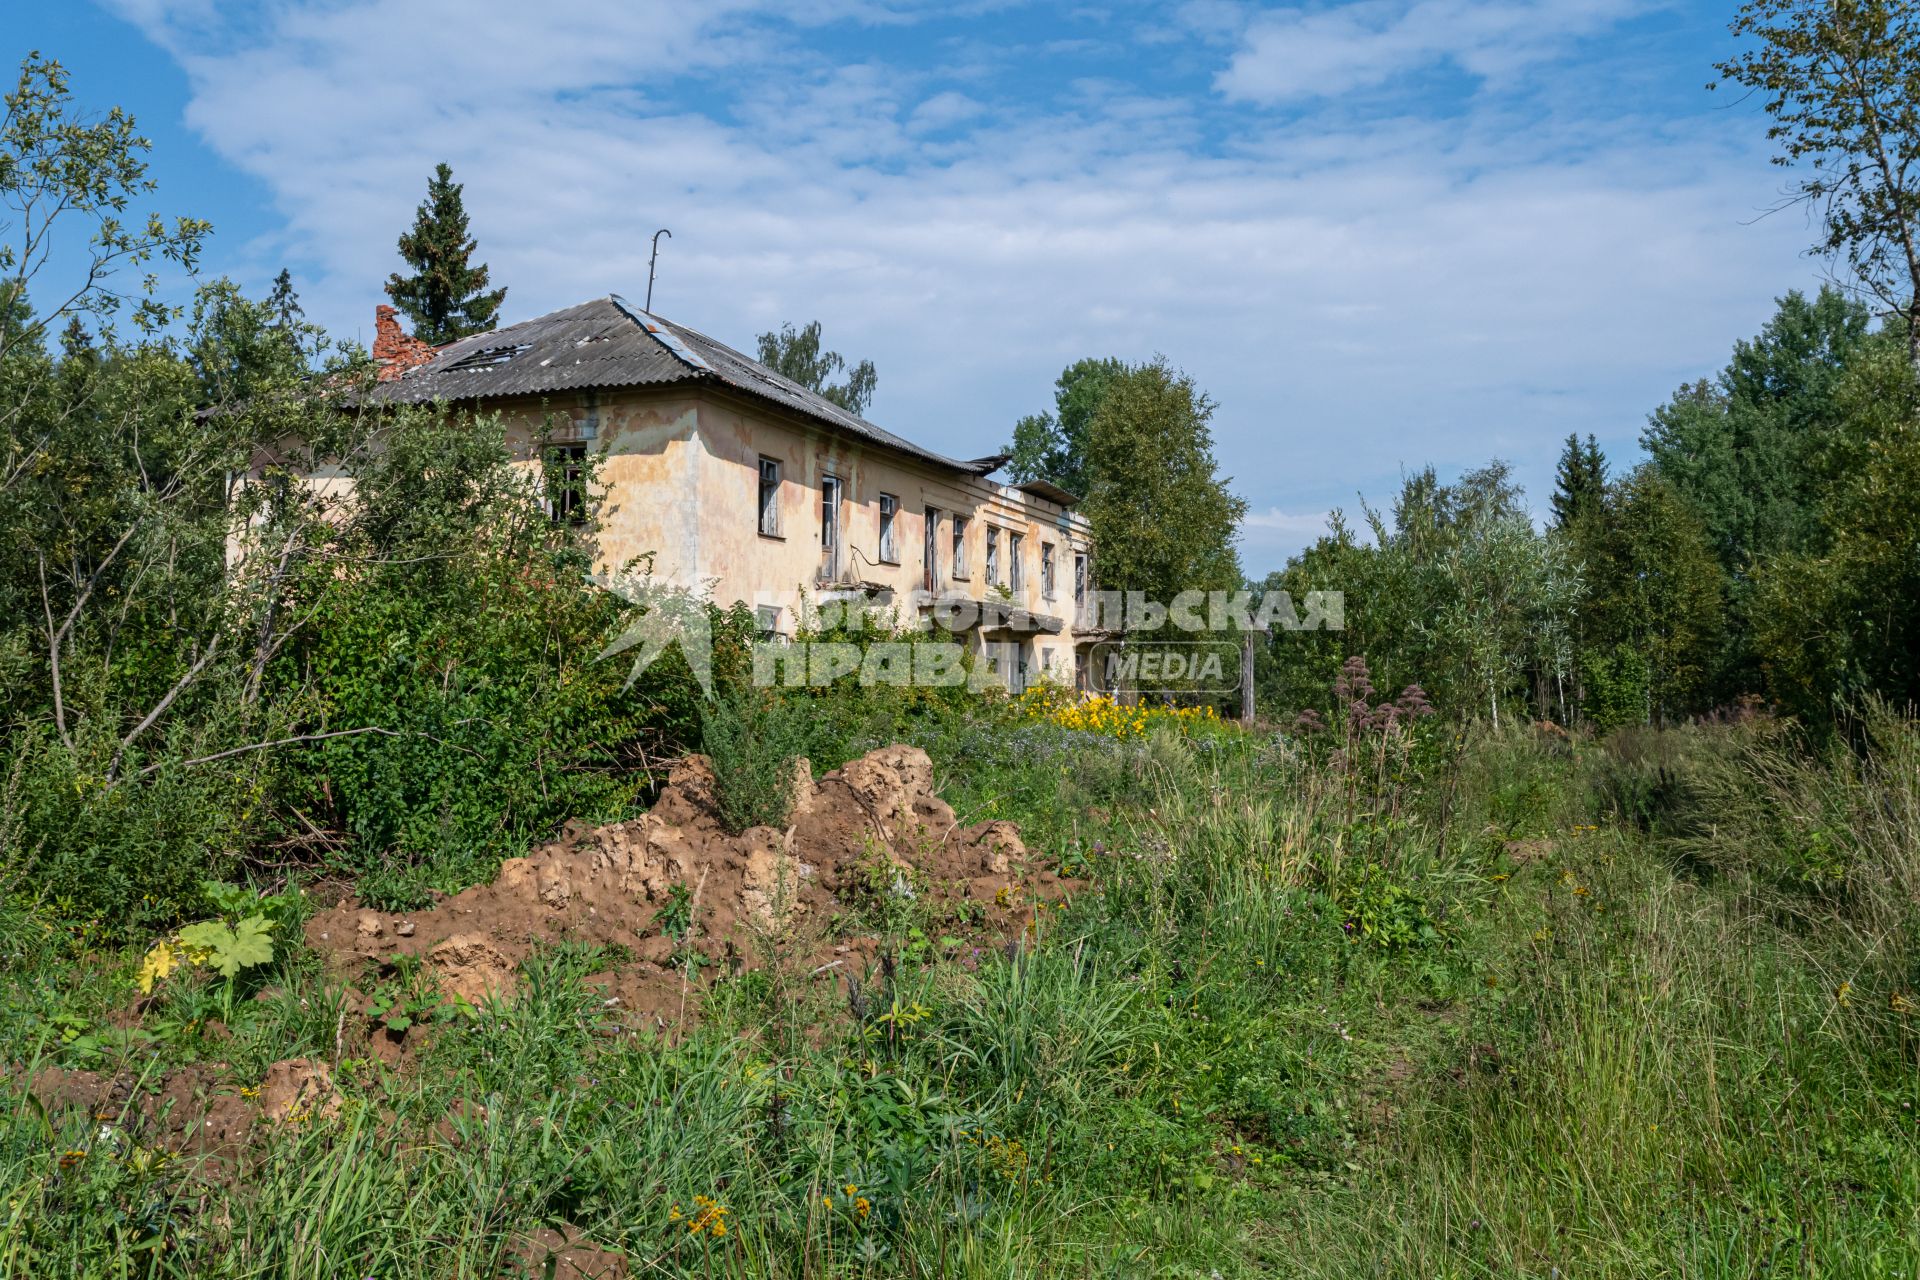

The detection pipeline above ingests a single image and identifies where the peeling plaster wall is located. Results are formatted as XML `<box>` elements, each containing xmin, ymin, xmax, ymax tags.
<box><xmin>274</xmin><ymin>384</ymin><xmax>1095</xmax><ymax>684</ymax></box>
<box><xmin>686</xmin><ymin>388</ymin><xmax>1094</xmax><ymax>678</ymax></box>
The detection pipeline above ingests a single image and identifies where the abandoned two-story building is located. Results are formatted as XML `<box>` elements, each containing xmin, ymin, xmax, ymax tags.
<box><xmin>355</xmin><ymin>295</ymin><xmax>1099</xmax><ymax>689</ymax></box>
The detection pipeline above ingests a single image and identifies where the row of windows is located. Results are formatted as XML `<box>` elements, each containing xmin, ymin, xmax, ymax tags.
<box><xmin>758</xmin><ymin>455</ymin><xmax>1087</xmax><ymax>602</ymax></box>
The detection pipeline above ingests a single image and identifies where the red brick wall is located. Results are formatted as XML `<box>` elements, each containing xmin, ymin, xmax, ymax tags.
<box><xmin>373</xmin><ymin>305</ymin><xmax>436</xmax><ymax>381</ymax></box>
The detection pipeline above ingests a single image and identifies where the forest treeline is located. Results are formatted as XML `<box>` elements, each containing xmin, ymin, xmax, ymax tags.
<box><xmin>1255</xmin><ymin>285</ymin><xmax>1920</xmax><ymax>731</ymax></box>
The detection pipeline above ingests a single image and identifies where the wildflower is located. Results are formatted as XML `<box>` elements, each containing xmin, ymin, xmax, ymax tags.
<box><xmin>1892</xmin><ymin>992</ymin><xmax>1917</xmax><ymax>1015</ymax></box>
<box><xmin>685</xmin><ymin>1193</ymin><xmax>730</xmax><ymax>1237</ymax></box>
<box><xmin>854</xmin><ymin>1196</ymin><xmax>871</xmax><ymax>1220</ymax></box>
<box><xmin>135</xmin><ymin>939</ymin><xmax>182</xmax><ymax>995</ymax></box>
<box><xmin>1837</xmin><ymin>982</ymin><xmax>1853</xmax><ymax>1007</ymax></box>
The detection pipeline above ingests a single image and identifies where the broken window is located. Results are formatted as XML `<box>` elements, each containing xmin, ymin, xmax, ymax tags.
<box><xmin>548</xmin><ymin>443</ymin><xmax>589</xmax><ymax>526</ymax></box>
<box><xmin>820</xmin><ymin>476</ymin><xmax>843</xmax><ymax>582</ymax></box>
<box><xmin>878</xmin><ymin>493</ymin><xmax>899</xmax><ymax>563</ymax></box>
<box><xmin>1074</xmin><ymin>552</ymin><xmax>1088</xmax><ymax>610</ymax></box>
<box><xmin>1042</xmin><ymin>542</ymin><xmax>1056</xmax><ymax>600</ymax></box>
<box><xmin>952</xmin><ymin>514</ymin><xmax>970</xmax><ymax>578</ymax></box>
<box><xmin>758</xmin><ymin>457</ymin><xmax>782</xmax><ymax>536</ymax></box>
<box><xmin>985</xmin><ymin>527</ymin><xmax>999</xmax><ymax>585</ymax></box>
<box><xmin>924</xmin><ymin>507</ymin><xmax>942</xmax><ymax>591</ymax></box>
<box><xmin>1009</xmin><ymin>532</ymin><xmax>1024</xmax><ymax>594</ymax></box>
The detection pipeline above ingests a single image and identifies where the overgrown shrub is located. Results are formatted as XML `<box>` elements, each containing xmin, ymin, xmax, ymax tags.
<box><xmin>701</xmin><ymin>691</ymin><xmax>811</xmax><ymax>834</ymax></box>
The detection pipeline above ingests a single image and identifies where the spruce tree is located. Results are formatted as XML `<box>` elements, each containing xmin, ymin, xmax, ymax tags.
<box><xmin>266</xmin><ymin>268</ymin><xmax>304</xmax><ymax>330</ymax></box>
<box><xmin>1549</xmin><ymin>433</ymin><xmax>1607</xmax><ymax>529</ymax></box>
<box><xmin>384</xmin><ymin>163</ymin><xmax>507</xmax><ymax>346</ymax></box>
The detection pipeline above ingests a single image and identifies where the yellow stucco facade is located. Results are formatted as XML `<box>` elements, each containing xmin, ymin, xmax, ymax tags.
<box><xmin>465</xmin><ymin>384</ymin><xmax>1099</xmax><ymax>688</ymax></box>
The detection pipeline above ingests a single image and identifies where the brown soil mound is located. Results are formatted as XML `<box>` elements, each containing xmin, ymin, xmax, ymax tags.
<box><xmin>307</xmin><ymin>745</ymin><xmax>1070</xmax><ymax>1029</ymax></box>
<box><xmin>24</xmin><ymin>1056</ymin><xmax>340</xmax><ymax>1161</ymax></box>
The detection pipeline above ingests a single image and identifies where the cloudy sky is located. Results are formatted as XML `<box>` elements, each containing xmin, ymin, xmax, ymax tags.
<box><xmin>17</xmin><ymin>0</ymin><xmax>1821</xmax><ymax>573</ymax></box>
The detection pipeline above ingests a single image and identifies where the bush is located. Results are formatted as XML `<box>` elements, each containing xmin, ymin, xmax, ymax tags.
<box><xmin>1</xmin><ymin>723</ymin><xmax>265</xmax><ymax>939</ymax></box>
<box><xmin>700</xmin><ymin>691</ymin><xmax>810</xmax><ymax>834</ymax></box>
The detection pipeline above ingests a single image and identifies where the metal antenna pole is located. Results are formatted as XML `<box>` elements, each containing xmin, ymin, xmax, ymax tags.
<box><xmin>646</xmin><ymin>229</ymin><xmax>672</xmax><ymax>312</ymax></box>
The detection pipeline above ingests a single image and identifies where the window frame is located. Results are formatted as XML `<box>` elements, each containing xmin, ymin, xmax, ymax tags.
<box><xmin>820</xmin><ymin>475</ymin><xmax>843</xmax><ymax>582</ymax></box>
<box><xmin>757</xmin><ymin>456</ymin><xmax>783</xmax><ymax>538</ymax></box>
<box><xmin>985</xmin><ymin>526</ymin><xmax>1000</xmax><ymax>585</ymax></box>
<box><xmin>1009</xmin><ymin>532</ymin><xmax>1024</xmax><ymax>595</ymax></box>
<box><xmin>951</xmin><ymin>514</ymin><xmax>971</xmax><ymax>579</ymax></box>
<box><xmin>548</xmin><ymin>442</ymin><xmax>590</xmax><ymax>527</ymax></box>
<box><xmin>923</xmin><ymin>506</ymin><xmax>942</xmax><ymax>591</ymax></box>
<box><xmin>877</xmin><ymin>492</ymin><xmax>899</xmax><ymax>564</ymax></box>
<box><xmin>1041</xmin><ymin>541</ymin><xmax>1056</xmax><ymax>600</ymax></box>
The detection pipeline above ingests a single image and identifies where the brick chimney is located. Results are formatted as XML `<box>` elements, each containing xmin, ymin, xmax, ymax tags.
<box><xmin>373</xmin><ymin>304</ymin><xmax>436</xmax><ymax>381</ymax></box>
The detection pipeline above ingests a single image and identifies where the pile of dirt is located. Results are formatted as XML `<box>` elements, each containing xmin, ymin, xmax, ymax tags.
<box><xmin>25</xmin><ymin>1057</ymin><xmax>341</xmax><ymax>1161</ymax></box>
<box><xmin>306</xmin><ymin>745</ymin><xmax>1069</xmax><ymax>1032</ymax></box>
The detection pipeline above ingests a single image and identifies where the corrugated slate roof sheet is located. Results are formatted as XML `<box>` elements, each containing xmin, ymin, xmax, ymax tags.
<box><xmin>368</xmin><ymin>295</ymin><xmax>1005</xmax><ymax>477</ymax></box>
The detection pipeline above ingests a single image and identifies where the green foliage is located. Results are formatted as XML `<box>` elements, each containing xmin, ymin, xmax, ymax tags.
<box><xmin>655</xmin><ymin>880</ymin><xmax>694</xmax><ymax>940</ymax></box>
<box><xmin>1715</xmin><ymin>2</ymin><xmax>1920</xmax><ymax>364</ymax></box>
<box><xmin>0</xmin><ymin>52</ymin><xmax>210</xmax><ymax>356</ymax></box>
<box><xmin>1080</xmin><ymin>357</ymin><xmax>1246</xmax><ymax>606</ymax></box>
<box><xmin>366</xmin><ymin>968</ymin><xmax>445</xmax><ymax>1033</ymax></box>
<box><xmin>701</xmin><ymin>690</ymin><xmax>810</xmax><ymax>834</ymax></box>
<box><xmin>384</xmin><ymin>161</ymin><xmax>507</xmax><ymax>345</ymax></box>
<box><xmin>1548</xmin><ymin>432</ymin><xmax>1607</xmax><ymax>529</ymax></box>
<box><xmin>1570</xmin><ymin>465</ymin><xmax>1725</xmax><ymax>721</ymax></box>
<box><xmin>7</xmin><ymin>707</ymin><xmax>1920</xmax><ymax>1276</ymax></box>
<box><xmin>1643</xmin><ymin>288</ymin><xmax>1876</xmax><ymax>575</ymax></box>
<box><xmin>275</xmin><ymin>410</ymin><xmax>708</xmax><ymax>908</ymax></box>
<box><xmin>1257</xmin><ymin>464</ymin><xmax>1580</xmax><ymax>729</ymax></box>
<box><xmin>1338</xmin><ymin>862</ymin><xmax>1440</xmax><ymax>952</ymax></box>
<box><xmin>753</xmin><ymin>319</ymin><xmax>877</xmax><ymax>415</ymax></box>
<box><xmin>1004</xmin><ymin>356</ymin><xmax>1125</xmax><ymax>497</ymax></box>
<box><xmin>1752</xmin><ymin>337</ymin><xmax>1920</xmax><ymax>719</ymax></box>
<box><xmin>173</xmin><ymin>916</ymin><xmax>274</xmax><ymax>979</ymax></box>
<box><xmin>1578</xmin><ymin>643</ymin><xmax>1648</xmax><ymax>732</ymax></box>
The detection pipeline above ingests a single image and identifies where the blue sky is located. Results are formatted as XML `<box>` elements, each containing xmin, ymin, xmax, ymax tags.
<box><xmin>13</xmin><ymin>0</ymin><xmax>1822</xmax><ymax>573</ymax></box>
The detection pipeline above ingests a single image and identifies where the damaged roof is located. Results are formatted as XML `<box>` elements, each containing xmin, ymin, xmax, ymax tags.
<box><xmin>368</xmin><ymin>295</ymin><xmax>1006</xmax><ymax>478</ymax></box>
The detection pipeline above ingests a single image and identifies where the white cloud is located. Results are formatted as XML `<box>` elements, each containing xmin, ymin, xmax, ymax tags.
<box><xmin>1240</xmin><ymin>507</ymin><xmax>1338</xmax><ymax>568</ymax></box>
<box><xmin>1217</xmin><ymin>0</ymin><xmax>1656</xmax><ymax>103</ymax></box>
<box><xmin>103</xmin><ymin>0</ymin><xmax>1815</xmax><ymax>574</ymax></box>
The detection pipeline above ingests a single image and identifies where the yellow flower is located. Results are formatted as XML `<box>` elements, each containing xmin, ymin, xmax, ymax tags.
<box><xmin>135</xmin><ymin>939</ymin><xmax>181</xmax><ymax>995</ymax></box>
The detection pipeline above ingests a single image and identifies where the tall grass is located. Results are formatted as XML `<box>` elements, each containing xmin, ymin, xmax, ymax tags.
<box><xmin>4</xmin><ymin>711</ymin><xmax>1918</xmax><ymax>1276</ymax></box>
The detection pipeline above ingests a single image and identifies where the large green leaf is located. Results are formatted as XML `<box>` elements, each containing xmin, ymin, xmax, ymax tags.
<box><xmin>176</xmin><ymin>915</ymin><xmax>276</xmax><ymax>978</ymax></box>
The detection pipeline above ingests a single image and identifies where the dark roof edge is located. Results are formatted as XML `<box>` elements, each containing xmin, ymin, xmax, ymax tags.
<box><xmin>1014</xmin><ymin>477</ymin><xmax>1079</xmax><ymax>507</ymax></box>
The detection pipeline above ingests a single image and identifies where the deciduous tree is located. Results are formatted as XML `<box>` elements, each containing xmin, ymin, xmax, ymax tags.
<box><xmin>754</xmin><ymin>320</ymin><xmax>876</xmax><ymax>415</ymax></box>
<box><xmin>1716</xmin><ymin>0</ymin><xmax>1920</xmax><ymax>371</ymax></box>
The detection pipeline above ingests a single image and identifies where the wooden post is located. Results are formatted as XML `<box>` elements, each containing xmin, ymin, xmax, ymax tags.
<box><xmin>1240</xmin><ymin>632</ymin><xmax>1256</xmax><ymax>726</ymax></box>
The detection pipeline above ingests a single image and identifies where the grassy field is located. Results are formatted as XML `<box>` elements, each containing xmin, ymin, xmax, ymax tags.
<box><xmin>3</xmin><ymin>699</ymin><xmax>1918</xmax><ymax>1278</ymax></box>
